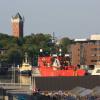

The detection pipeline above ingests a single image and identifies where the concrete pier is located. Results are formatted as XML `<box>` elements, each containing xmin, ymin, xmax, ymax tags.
<box><xmin>0</xmin><ymin>83</ymin><xmax>33</xmax><ymax>100</ymax></box>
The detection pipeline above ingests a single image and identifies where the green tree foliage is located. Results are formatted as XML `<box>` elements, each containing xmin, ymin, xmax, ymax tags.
<box><xmin>0</xmin><ymin>33</ymin><xmax>72</xmax><ymax>67</ymax></box>
<box><xmin>59</xmin><ymin>37</ymin><xmax>72</xmax><ymax>53</ymax></box>
<box><xmin>7</xmin><ymin>48</ymin><xmax>23</xmax><ymax>66</ymax></box>
<box><xmin>0</xmin><ymin>33</ymin><xmax>52</xmax><ymax>66</ymax></box>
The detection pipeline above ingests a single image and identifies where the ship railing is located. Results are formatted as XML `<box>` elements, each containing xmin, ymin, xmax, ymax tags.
<box><xmin>0</xmin><ymin>83</ymin><xmax>30</xmax><ymax>87</ymax></box>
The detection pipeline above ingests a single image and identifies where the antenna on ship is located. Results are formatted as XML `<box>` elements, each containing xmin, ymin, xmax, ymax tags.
<box><xmin>52</xmin><ymin>32</ymin><xmax>55</xmax><ymax>44</ymax></box>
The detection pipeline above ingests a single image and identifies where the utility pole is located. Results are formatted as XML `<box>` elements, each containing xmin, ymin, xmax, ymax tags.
<box><xmin>11</xmin><ymin>64</ymin><xmax>16</xmax><ymax>85</ymax></box>
<box><xmin>11</xmin><ymin>66</ymin><xmax>13</xmax><ymax>83</ymax></box>
<box><xmin>20</xmin><ymin>72</ymin><xmax>22</xmax><ymax>88</ymax></box>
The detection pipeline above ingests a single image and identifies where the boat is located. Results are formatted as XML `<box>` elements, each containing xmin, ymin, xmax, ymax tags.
<box><xmin>32</xmin><ymin>53</ymin><xmax>86</xmax><ymax>77</ymax></box>
<box><xmin>91</xmin><ymin>62</ymin><xmax>100</xmax><ymax>75</ymax></box>
<box><xmin>18</xmin><ymin>53</ymin><xmax>32</xmax><ymax>75</ymax></box>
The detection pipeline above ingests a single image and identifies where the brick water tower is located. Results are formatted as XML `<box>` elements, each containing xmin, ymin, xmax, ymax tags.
<box><xmin>11</xmin><ymin>12</ymin><xmax>24</xmax><ymax>38</ymax></box>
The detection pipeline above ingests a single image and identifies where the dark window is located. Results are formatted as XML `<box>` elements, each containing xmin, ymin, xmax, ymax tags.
<box><xmin>91</xmin><ymin>60</ymin><xmax>100</xmax><ymax>62</ymax></box>
<box><xmin>92</xmin><ymin>48</ymin><xmax>100</xmax><ymax>51</ymax></box>
<box><xmin>96</xmin><ymin>70</ymin><xmax>100</xmax><ymax>73</ymax></box>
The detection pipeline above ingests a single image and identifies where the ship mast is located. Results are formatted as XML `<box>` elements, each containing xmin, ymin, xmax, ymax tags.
<box><xmin>25</xmin><ymin>52</ymin><xmax>28</xmax><ymax>63</ymax></box>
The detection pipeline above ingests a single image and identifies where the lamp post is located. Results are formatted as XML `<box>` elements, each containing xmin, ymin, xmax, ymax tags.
<box><xmin>39</xmin><ymin>48</ymin><xmax>42</xmax><ymax>55</ymax></box>
<box><xmin>11</xmin><ymin>64</ymin><xmax>15</xmax><ymax>85</ymax></box>
<box><xmin>20</xmin><ymin>72</ymin><xmax>22</xmax><ymax>88</ymax></box>
<box><xmin>11</xmin><ymin>65</ymin><xmax>13</xmax><ymax>83</ymax></box>
<box><xmin>59</xmin><ymin>48</ymin><xmax>62</xmax><ymax>56</ymax></box>
<box><xmin>14</xmin><ymin>64</ymin><xmax>15</xmax><ymax>85</ymax></box>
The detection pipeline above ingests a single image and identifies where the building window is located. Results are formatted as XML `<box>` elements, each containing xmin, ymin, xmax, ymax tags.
<box><xmin>91</xmin><ymin>54</ymin><xmax>100</xmax><ymax>57</ymax></box>
<box><xmin>78</xmin><ymin>49</ymin><xmax>80</xmax><ymax>51</ymax></box>
<box><xmin>96</xmin><ymin>70</ymin><xmax>100</xmax><ymax>73</ymax></box>
<box><xmin>92</xmin><ymin>48</ymin><xmax>100</xmax><ymax>51</ymax></box>
<box><xmin>91</xmin><ymin>54</ymin><xmax>96</xmax><ymax>57</ymax></box>
<box><xmin>91</xmin><ymin>60</ymin><xmax>100</xmax><ymax>62</ymax></box>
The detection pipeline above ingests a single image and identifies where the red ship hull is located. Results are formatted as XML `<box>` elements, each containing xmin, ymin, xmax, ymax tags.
<box><xmin>37</xmin><ymin>56</ymin><xmax>86</xmax><ymax>77</ymax></box>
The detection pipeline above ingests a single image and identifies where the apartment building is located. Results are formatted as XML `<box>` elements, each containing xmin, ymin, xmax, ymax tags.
<box><xmin>71</xmin><ymin>35</ymin><xmax>100</xmax><ymax>65</ymax></box>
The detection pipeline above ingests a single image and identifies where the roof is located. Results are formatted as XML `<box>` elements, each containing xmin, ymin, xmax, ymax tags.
<box><xmin>13</xmin><ymin>12</ymin><xmax>22</xmax><ymax>20</ymax></box>
<box><xmin>90</xmin><ymin>34</ymin><xmax>100</xmax><ymax>40</ymax></box>
<box><xmin>79</xmin><ymin>89</ymin><xmax>93</xmax><ymax>96</ymax></box>
<box><xmin>92</xmin><ymin>86</ymin><xmax>100</xmax><ymax>96</ymax></box>
<box><xmin>74</xmin><ymin>38</ymin><xmax>87</xmax><ymax>42</ymax></box>
<box><xmin>70</xmin><ymin>87</ymin><xmax>86</xmax><ymax>95</ymax></box>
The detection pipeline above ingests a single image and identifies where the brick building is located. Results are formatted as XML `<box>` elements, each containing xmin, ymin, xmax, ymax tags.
<box><xmin>11</xmin><ymin>12</ymin><xmax>24</xmax><ymax>38</ymax></box>
<box><xmin>71</xmin><ymin>39</ymin><xmax>100</xmax><ymax>66</ymax></box>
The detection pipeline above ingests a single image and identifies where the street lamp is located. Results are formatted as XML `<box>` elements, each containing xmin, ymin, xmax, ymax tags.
<box><xmin>59</xmin><ymin>48</ymin><xmax>62</xmax><ymax>56</ymax></box>
<box><xmin>40</xmin><ymin>49</ymin><xmax>43</xmax><ymax>53</ymax></box>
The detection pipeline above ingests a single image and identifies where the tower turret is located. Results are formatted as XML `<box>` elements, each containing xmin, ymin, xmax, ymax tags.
<box><xmin>11</xmin><ymin>12</ymin><xmax>24</xmax><ymax>38</ymax></box>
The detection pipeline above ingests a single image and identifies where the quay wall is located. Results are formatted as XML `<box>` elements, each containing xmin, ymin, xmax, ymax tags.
<box><xmin>35</xmin><ymin>76</ymin><xmax>100</xmax><ymax>91</ymax></box>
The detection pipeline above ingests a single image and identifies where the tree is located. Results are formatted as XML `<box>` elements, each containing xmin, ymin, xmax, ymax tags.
<box><xmin>0</xmin><ymin>33</ymin><xmax>72</xmax><ymax>67</ymax></box>
<box><xmin>7</xmin><ymin>48</ymin><xmax>23</xmax><ymax>66</ymax></box>
<box><xmin>59</xmin><ymin>37</ymin><xmax>72</xmax><ymax>53</ymax></box>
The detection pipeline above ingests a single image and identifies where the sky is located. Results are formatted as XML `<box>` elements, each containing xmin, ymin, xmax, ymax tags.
<box><xmin>0</xmin><ymin>0</ymin><xmax>100</xmax><ymax>39</ymax></box>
